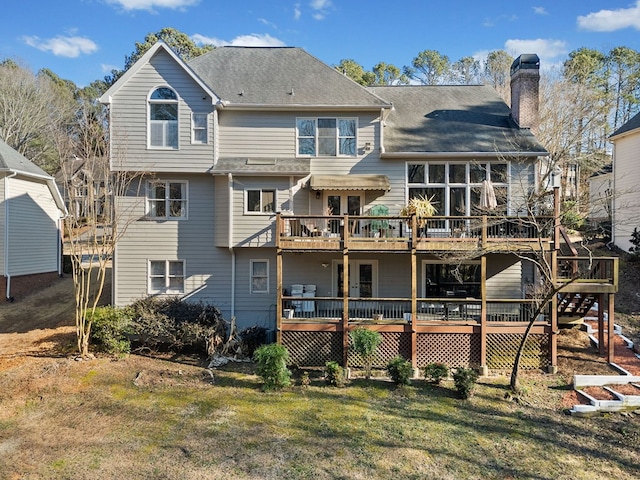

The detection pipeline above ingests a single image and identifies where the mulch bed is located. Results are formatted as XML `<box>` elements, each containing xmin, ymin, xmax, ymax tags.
<box><xmin>581</xmin><ymin>386</ymin><xmax>618</xmax><ymax>401</ymax></box>
<box><xmin>605</xmin><ymin>383</ymin><xmax>640</xmax><ymax>396</ymax></box>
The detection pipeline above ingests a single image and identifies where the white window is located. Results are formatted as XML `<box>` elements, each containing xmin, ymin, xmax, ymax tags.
<box><xmin>407</xmin><ymin>162</ymin><xmax>509</xmax><ymax>216</ymax></box>
<box><xmin>192</xmin><ymin>113</ymin><xmax>208</xmax><ymax>144</ymax></box>
<box><xmin>250</xmin><ymin>259</ymin><xmax>269</xmax><ymax>294</ymax></box>
<box><xmin>149</xmin><ymin>260</ymin><xmax>185</xmax><ymax>294</ymax></box>
<box><xmin>296</xmin><ymin>118</ymin><xmax>356</xmax><ymax>156</ymax></box>
<box><xmin>149</xmin><ymin>87</ymin><xmax>178</xmax><ymax>149</ymax></box>
<box><xmin>246</xmin><ymin>189</ymin><xmax>275</xmax><ymax>214</ymax></box>
<box><xmin>147</xmin><ymin>180</ymin><xmax>188</xmax><ymax>219</ymax></box>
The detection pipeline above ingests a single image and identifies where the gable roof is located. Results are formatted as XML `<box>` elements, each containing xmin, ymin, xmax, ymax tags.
<box><xmin>99</xmin><ymin>41</ymin><xmax>218</xmax><ymax>105</ymax></box>
<box><xmin>188</xmin><ymin>47</ymin><xmax>391</xmax><ymax>109</ymax></box>
<box><xmin>0</xmin><ymin>138</ymin><xmax>66</xmax><ymax>212</ymax></box>
<box><xmin>370</xmin><ymin>85</ymin><xmax>547</xmax><ymax>156</ymax></box>
<box><xmin>610</xmin><ymin>111</ymin><xmax>640</xmax><ymax>140</ymax></box>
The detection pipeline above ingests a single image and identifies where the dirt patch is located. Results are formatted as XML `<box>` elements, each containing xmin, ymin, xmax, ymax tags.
<box><xmin>581</xmin><ymin>386</ymin><xmax>619</xmax><ymax>401</ymax></box>
<box><xmin>607</xmin><ymin>383</ymin><xmax>640</xmax><ymax>396</ymax></box>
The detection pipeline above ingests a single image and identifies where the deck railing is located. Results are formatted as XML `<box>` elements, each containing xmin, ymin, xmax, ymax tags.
<box><xmin>277</xmin><ymin>214</ymin><xmax>553</xmax><ymax>249</ymax></box>
<box><xmin>557</xmin><ymin>256</ymin><xmax>618</xmax><ymax>284</ymax></box>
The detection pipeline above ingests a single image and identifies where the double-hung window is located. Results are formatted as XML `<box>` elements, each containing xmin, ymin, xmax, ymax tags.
<box><xmin>250</xmin><ymin>259</ymin><xmax>269</xmax><ymax>294</ymax></box>
<box><xmin>149</xmin><ymin>260</ymin><xmax>185</xmax><ymax>294</ymax></box>
<box><xmin>191</xmin><ymin>113</ymin><xmax>208</xmax><ymax>144</ymax></box>
<box><xmin>297</xmin><ymin>118</ymin><xmax>356</xmax><ymax>156</ymax></box>
<box><xmin>149</xmin><ymin>87</ymin><xmax>178</xmax><ymax>149</ymax></box>
<box><xmin>246</xmin><ymin>189</ymin><xmax>275</xmax><ymax>214</ymax></box>
<box><xmin>147</xmin><ymin>180</ymin><xmax>188</xmax><ymax>219</ymax></box>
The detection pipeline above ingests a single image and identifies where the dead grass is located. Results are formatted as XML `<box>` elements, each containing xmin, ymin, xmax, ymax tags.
<box><xmin>1</xmin><ymin>265</ymin><xmax>640</xmax><ymax>479</ymax></box>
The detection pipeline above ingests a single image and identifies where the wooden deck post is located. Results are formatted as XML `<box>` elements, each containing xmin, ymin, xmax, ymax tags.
<box><xmin>479</xmin><ymin>255</ymin><xmax>487</xmax><ymax>375</ymax></box>
<box><xmin>598</xmin><ymin>293</ymin><xmax>605</xmax><ymax>356</ymax></box>
<box><xmin>607</xmin><ymin>293</ymin><xmax>615</xmax><ymax>363</ymax></box>
<box><xmin>342</xmin><ymin>244</ymin><xmax>350</xmax><ymax>367</ymax></box>
<box><xmin>276</xmin><ymin>248</ymin><xmax>282</xmax><ymax>344</ymax></box>
<box><xmin>411</xmin><ymin>229</ymin><xmax>417</xmax><ymax>369</ymax></box>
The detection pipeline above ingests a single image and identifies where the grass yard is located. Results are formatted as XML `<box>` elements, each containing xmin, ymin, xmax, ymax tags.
<box><xmin>1</xmin><ymin>348</ymin><xmax>639</xmax><ymax>480</ymax></box>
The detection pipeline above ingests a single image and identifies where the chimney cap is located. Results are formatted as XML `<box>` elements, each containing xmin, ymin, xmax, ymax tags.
<box><xmin>510</xmin><ymin>54</ymin><xmax>540</xmax><ymax>75</ymax></box>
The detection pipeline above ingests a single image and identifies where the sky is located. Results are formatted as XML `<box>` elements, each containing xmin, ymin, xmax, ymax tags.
<box><xmin>2</xmin><ymin>0</ymin><xmax>640</xmax><ymax>87</ymax></box>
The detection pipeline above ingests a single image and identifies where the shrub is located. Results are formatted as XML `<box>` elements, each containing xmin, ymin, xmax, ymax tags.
<box><xmin>452</xmin><ymin>367</ymin><xmax>479</xmax><ymax>399</ymax></box>
<box><xmin>561</xmin><ymin>200</ymin><xmax>585</xmax><ymax>231</ymax></box>
<box><xmin>629</xmin><ymin>227</ymin><xmax>640</xmax><ymax>262</ymax></box>
<box><xmin>324</xmin><ymin>361</ymin><xmax>346</xmax><ymax>387</ymax></box>
<box><xmin>90</xmin><ymin>306</ymin><xmax>133</xmax><ymax>355</ymax></box>
<box><xmin>127</xmin><ymin>297</ymin><xmax>226</xmax><ymax>355</ymax></box>
<box><xmin>423</xmin><ymin>362</ymin><xmax>449</xmax><ymax>384</ymax></box>
<box><xmin>350</xmin><ymin>328</ymin><xmax>383</xmax><ymax>380</ymax></box>
<box><xmin>253</xmin><ymin>343</ymin><xmax>291</xmax><ymax>391</ymax></box>
<box><xmin>386</xmin><ymin>356</ymin><xmax>413</xmax><ymax>386</ymax></box>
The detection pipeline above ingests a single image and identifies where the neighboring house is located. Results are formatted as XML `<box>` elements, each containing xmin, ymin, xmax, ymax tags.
<box><xmin>588</xmin><ymin>163</ymin><xmax>612</xmax><ymax>231</ymax></box>
<box><xmin>55</xmin><ymin>156</ymin><xmax>110</xmax><ymax>221</ymax></box>
<box><xmin>100</xmin><ymin>43</ymin><xmax>617</xmax><ymax>372</ymax></box>
<box><xmin>0</xmin><ymin>139</ymin><xmax>66</xmax><ymax>300</ymax></box>
<box><xmin>610</xmin><ymin>113</ymin><xmax>640</xmax><ymax>253</ymax></box>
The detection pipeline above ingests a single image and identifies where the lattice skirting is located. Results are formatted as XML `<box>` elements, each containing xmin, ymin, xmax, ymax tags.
<box><xmin>347</xmin><ymin>332</ymin><xmax>412</xmax><ymax>368</ymax></box>
<box><xmin>416</xmin><ymin>333</ymin><xmax>481</xmax><ymax>368</ymax></box>
<box><xmin>486</xmin><ymin>333</ymin><xmax>550</xmax><ymax>370</ymax></box>
<box><xmin>282</xmin><ymin>331</ymin><xmax>343</xmax><ymax>366</ymax></box>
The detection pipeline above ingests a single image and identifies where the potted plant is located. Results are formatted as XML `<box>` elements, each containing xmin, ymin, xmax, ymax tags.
<box><xmin>400</xmin><ymin>195</ymin><xmax>437</xmax><ymax>234</ymax></box>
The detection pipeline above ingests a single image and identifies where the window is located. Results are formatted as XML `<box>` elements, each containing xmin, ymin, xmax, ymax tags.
<box><xmin>192</xmin><ymin>113</ymin><xmax>208</xmax><ymax>144</ymax></box>
<box><xmin>250</xmin><ymin>260</ymin><xmax>269</xmax><ymax>294</ymax></box>
<box><xmin>296</xmin><ymin>118</ymin><xmax>356</xmax><ymax>156</ymax></box>
<box><xmin>147</xmin><ymin>180</ymin><xmax>188</xmax><ymax>219</ymax></box>
<box><xmin>423</xmin><ymin>260</ymin><xmax>480</xmax><ymax>298</ymax></box>
<box><xmin>149</xmin><ymin>87</ymin><xmax>178</xmax><ymax>148</ymax></box>
<box><xmin>407</xmin><ymin>162</ymin><xmax>509</xmax><ymax>216</ymax></box>
<box><xmin>149</xmin><ymin>260</ymin><xmax>185</xmax><ymax>294</ymax></box>
<box><xmin>246</xmin><ymin>189</ymin><xmax>275</xmax><ymax>214</ymax></box>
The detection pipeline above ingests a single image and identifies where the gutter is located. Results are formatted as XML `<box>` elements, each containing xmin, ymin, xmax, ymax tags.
<box><xmin>216</xmin><ymin>102</ymin><xmax>392</xmax><ymax>112</ymax></box>
<box><xmin>228</xmin><ymin>173</ymin><xmax>235</xmax><ymax>320</ymax></box>
<box><xmin>4</xmin><ymin>172</ymin><xmax>17</xmax><ymax>300</ymax></box>
<box><xmin>380</xmin><ymin>151</ymin><xmax>548</xmax><ymax>159</ymax></box>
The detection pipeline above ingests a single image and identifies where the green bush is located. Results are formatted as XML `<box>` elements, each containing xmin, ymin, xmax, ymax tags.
<box><xmin>90</xmin><ymin>306</ymin><xmax>133</xmax><ymax>355</ymax></box>
<box><xmin>452</xmin><ymin>367</ymin><xmax>479</xmax><ymax>399</ymax></box>
<box><xmin>350</xmin><ymin>328</ymin><xmax>383</xmax><ymax>379</ymax></box>
<box><xmin>253</xmin><ymin>343</ymin><xmax>291</xmax><ymax>391</ymax></box>
<box><xmin>423</xmin><ymin>362</ymin><xmax>449</xmax><ymax>384</ymax></box>
<box><xmin>386</xmin><ymin>356</ymin><xmax>413</xmax><ymax>386</ymax></box>
<box><xmin>324</xmin><ymin>361</ymin><xmax>345</xmax><ymax>387</ymax></box>
<box><xmin>561</xmin><ymin>200</ymin><xmax>585</xmax><ymax>231</ymax></box>
<box><xmin>629</xmin><ymin>227</ymin><xmax>640</xmax><ymax>262</ymax></box>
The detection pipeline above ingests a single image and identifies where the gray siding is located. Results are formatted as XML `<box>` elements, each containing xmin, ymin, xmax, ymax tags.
<box><xmin>510</xmin><ymin>160</ymin><xmax>537</xmax><ymax>215</ymax></box>
<box><xmin>5</xmin><ymin>177</ymin><xmax>60</xmax><ymax>275</ymax></box>
<box><xmin>114</xmin><ymin>174</ymin><xmax>232</xmax><ymax>312</ymax></box>
<box><xmin>109</xmin><ymin>49</ymin><xmax>215</xmax><ymax>173</ymax></box>
<box><xmin>613</xmin><ymin>133</ymin><xmax>640</xmax><ymax>252</ymax></box>
<box><xmin>486</xmin><ymin>254</ymin><xmax>523</xmax><ymax>299</ymax></box>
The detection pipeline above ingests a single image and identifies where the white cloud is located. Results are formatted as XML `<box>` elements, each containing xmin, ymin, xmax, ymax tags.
<box><xmin>533</xmin><ymin>6</ymin><xmax>548</xmax><ymax>16</ymax></box>
<box><xmin>577</xmin><ymin>1</ymin><xmax>640</xmax><ymax>32</ymax></box>
<box><xmin>310</xmin><ymin>0</ymin><xmax>331</xmax><ymax>20</ymax></box>
<box><xmin>22</xmin><ymin>35</ymin><xmax>98</xmax><ymax>58</ymax></box>
<box><xmin>106</xmin><ymin>0</ymin><xmax>199</xmax><ymax>12</ymax></box>
<box><xmin>504</xmin><ymin>38</ymin><xmax>568</xmax><ymax>61</ymax></box>
<box><xmin>101</xmin><ymin>63</ymin><xmax>119</xmax><ymax>73</ymax></box>
<box><xmin>294</xmin><ymin>3</ymin><xmax>302</xmax><ymax>20</ymax></box>
<box><xmin>192</xmin><ymin>33</ymin><xmax>286</xmax><ymax>48</ymax></box>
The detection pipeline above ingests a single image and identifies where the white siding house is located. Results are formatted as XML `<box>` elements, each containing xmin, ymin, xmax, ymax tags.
<box><xmin>0</xmin><ymin>139</ymin><xmax>66</xmax><ymax>300</ymax></box>
<box><xmin>610</xmin><ymin>114</ymin><xmax>640</xmax><ymax>253</ymax></box>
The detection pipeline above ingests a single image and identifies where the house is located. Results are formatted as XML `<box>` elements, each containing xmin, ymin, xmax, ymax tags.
<box><xmin>610</xmin><ymin>113</ymin><xmax>640</xmax><ymax>253</ymax></box>
<box><xmin>55</xmin><ymin>156</ymin><xmax>110</xmax><ymax>221</ymax></box>
<box><xmin>0</xmin><ymin>139</ymin><xmax>66</xmax><ymax>300</ymax></box>
<box><xmin>100</xmin><ymin>43</ymin><xmax>618</xmax><ymax>372</ymax></box>
<box><xmin>587</xmin><ymin>163</ymin><xmax>612</xmax><ymax>234</ymax></box>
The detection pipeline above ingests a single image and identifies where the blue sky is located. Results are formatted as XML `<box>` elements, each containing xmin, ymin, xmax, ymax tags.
<box><xmin>2</xmin><ymin>0</ymin><xmax>640</xmax><ymax>87</ymax></box>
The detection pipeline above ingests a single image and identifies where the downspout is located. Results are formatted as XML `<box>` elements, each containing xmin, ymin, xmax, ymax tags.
<box><xmin>228</xmin><ymin>173</ymin><xmax>235</xmax><ymax>320</ymax></box>
<box><xmin>4</xmin><ymin>172</ymin><xmax>17</xmax><ymax>300</ymax></box>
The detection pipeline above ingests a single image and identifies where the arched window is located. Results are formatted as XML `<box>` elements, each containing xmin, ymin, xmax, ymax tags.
<box><xmin>149</xmin><ymin>87</ymin><xmax>178</xmax><ymax>148</ymax></box>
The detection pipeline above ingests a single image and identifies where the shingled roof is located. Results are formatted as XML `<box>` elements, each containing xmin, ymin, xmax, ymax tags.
<box><xmin>188</xmin><ymin>47</ymin><xmax>391</xmax><ymax>108</ymax></box>
<box><xmin>610</xmin><ymin>111</ymin><xmax>640</xmax><ymax>139</ymax></box>
<box><xmin>370</xmin><ymin>85</ymin><xmax>547</xmax><ymax>155</ymax></box>
<box><xmin>0</xmin><ymin>138</ymin><xmax>51</xmax><ymax>177</ymax></box>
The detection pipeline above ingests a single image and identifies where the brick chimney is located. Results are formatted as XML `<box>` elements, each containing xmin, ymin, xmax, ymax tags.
<box><xmin>510</xmin><ymin>54</ymin><xmax>540</xmax><ymax>134</ymax></box>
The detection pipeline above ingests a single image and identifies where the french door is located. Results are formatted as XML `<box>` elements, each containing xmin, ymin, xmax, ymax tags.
<box><xmin>335</xmin><ymin>260</ymin><xmax>378</xmax><ymax>298</ymax></box>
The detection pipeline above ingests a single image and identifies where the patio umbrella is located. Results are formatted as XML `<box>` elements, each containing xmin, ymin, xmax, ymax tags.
<box><xmin>480</xmin><ymin>180</ymin><xmax>497</xmax><ymax>210</ymax></box>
